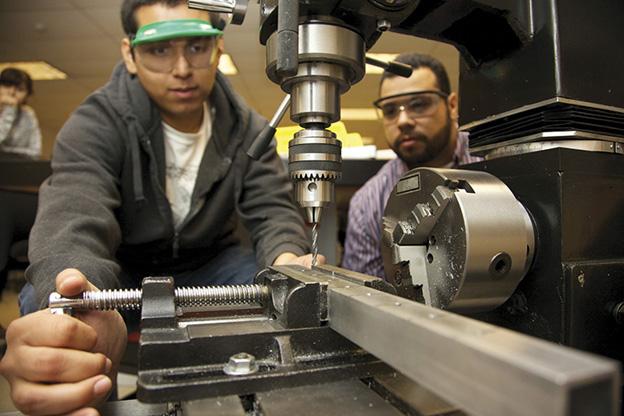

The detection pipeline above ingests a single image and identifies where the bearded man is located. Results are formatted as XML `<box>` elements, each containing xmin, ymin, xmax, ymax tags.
<box><xmin>342</xmin><ymin>53</ymin><xmax>482</xmax><ymax>278</ymax></box>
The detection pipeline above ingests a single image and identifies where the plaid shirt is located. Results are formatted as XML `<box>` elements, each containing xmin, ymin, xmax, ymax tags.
<box><xmin>341</xmin><ymin>132</ymin><xmax>482</xmax><ymax>279</ymax></box>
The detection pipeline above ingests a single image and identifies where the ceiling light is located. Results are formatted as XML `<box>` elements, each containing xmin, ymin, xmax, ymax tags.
<box><xmin>218</xmin><ymin>54</ymin><xmax>238</xmax><ymax>75</ymax></box>
<box><xmin>341</xmin><ymin>108</ymin><xmax>379</xmax><ymax>120</ymax></box>
<box><xmin>366</xmin><ymin>53</ymin><xmax>399</xmax><ymax>74</ymax></box>
<box><xmin>0</xmin><ymin>61</ymin><xmax>67</xmax><ymax>80</ymax></box>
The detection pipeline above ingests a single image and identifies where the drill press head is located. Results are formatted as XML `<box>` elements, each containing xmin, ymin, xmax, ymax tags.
<box><xmin>186</xmin><ymin>2</ymin><xmax>373</xmax><ymax>225</ymax></box>
<box><xmin>265</xmin><ymin>18</ymin><xmax>366</xmax><ymax>224</ymax></box>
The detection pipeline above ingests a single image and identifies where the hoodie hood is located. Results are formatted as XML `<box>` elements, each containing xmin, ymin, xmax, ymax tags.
<box><xmin>105</xmin><ymin>62</ymin><xmax>161</xmax><ymax>132</ymax></box>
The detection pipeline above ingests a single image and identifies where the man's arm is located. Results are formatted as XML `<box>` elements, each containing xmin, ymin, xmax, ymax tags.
<box><xmin>0</xmin><ymin>270</ymin><xmax>127</xmax><ymax>416</ymax></box>
<box><xmin>27</xmin><ymin>96</ymin><xmax>125</xmax><ymax>309</ymax></box>
<box><xmin>0</xmin><ymin>93</ymin><xmax>130</xmax><ymax>415</ymax></box>
<box><xmin>341</xmin><ymin>194</ymin><xmax>385</xmax><ymax>278</ymax></box>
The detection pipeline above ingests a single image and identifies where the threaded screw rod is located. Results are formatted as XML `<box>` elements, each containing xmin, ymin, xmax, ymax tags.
<box><xmin>48</xmin><ymin>284</ymin><xmax>268</xmax><ymax>311</ymax></box>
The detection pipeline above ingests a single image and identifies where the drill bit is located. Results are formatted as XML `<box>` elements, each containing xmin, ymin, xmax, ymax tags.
<box><xmin>311</xmin><ymin>222</ymin><xmax>319</xmax><ymax>267</ymax></box>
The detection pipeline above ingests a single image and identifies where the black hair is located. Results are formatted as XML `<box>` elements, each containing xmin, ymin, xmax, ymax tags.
<box><xmin>0</xmin><ymin>67</ymin><xmax>33</xmax><ymax>96</ymax></box>
<box><xmin>380</xmin><ymin>53</ymin><xmax>451</xmax><ymax>95</ymax></box>
<box><xmin>120</xmin><ymin>0</ymin><xmax>224</xmax><ymax>36</ymax></box>
<box><xmin>121</xmin><ymin>0</ymin><xmax>185</xmax><ymax>35</ymax></box>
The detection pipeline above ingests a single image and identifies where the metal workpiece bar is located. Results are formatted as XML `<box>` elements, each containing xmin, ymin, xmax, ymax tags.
<box><xmin>327</xmin><ymin>284</ymin><xmax>620</xmax><ymax>416</ymax></box>
<box><xmin>314</xmin><ymin>264</ymin><xmax>397</xmax><ymax>294</ymax></box>
<box><xmin>48</xmin><ymin>284</ymin><xmax>268</xmax><ymax>311</ymax></box>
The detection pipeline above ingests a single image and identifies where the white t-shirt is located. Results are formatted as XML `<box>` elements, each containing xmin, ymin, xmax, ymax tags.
<box><xmin>162</xmin><ymin>103</ymin><xmax>211</xmax><ymax>231</ymax></box>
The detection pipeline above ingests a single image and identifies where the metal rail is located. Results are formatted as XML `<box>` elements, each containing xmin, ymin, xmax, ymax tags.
<box><xmin>324</xmin><ymin>279</ymin><xmax>620</xmax><ymax>416</ymax></box>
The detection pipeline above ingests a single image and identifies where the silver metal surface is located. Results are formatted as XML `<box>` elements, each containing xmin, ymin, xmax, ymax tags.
<box><xmin>175</xmin><ymin>285</ymin><xmax>267</xmax><ymax>307</ymax></box>
<box><xmin>292</xmin><ymin>266</ymin><xmax>620</xmax><ymax>416</ymax></box>
<box><xmin>289</xmin><ymin>129</ymin><xmax>342</xmax><ymax>224</ymax></box>
<box><xmin>289</xmin><ymin>63</ymin><xmax>344</xmax><ymax>126</ymax></box>
<box><xmin>289</xmin><ymin>153</ymin><xmax>341</xmax><ymax>163</ymax></box>
<box><xmin>49</xmin><ymin>292</ymin><xmax>77</xmax><ymax>315</ymax></box>
<box><xmin>223</xmin><ymin>352</ymin><xmax>259</xmax><ymax>376</ymax></box>
<box><xmin>266</xmin><ymin>22</ymin><xmax>365</xmax><ymax>127</ymax></box>
<box><xmin>305</xmin><ymin>206</ymin><xmax>322</xmax><ymax>225</ymax></box>
<box><xmin>286</xmin><ymin>136</ymin><xmax>340</xmax><ymax>146</ymax></box>
<box><xmin>48</xmin><ymin>284</ymin><xmax>268</xmax><ymax>311</ymax></box>
<box><xmin>266</xmin><ymin>22</ymin><xmax>365</xmax><ymax>88</ymax></box>
<box><xmin>374</xmin><ymin>372</ymin><xmax>463</xmax><ymax>416</ymax></box>
<box><xmin>297</xmin><ymin>180</ymin><xmax>332</xmax><ymax>223</ymax></box>
<box><xmin>181</xmin><ymin>396</ymin><xmax>246</xmax><ymax>416</ymax></box>
<box><xmin>178</xmin><ymin>315</ymin><xmax>268</xmax><ymax>329</ymax></box>
<box><xmin>471</xmin><ymin>135</ymin><xmax>624</xmax><ymax>158</ymax></box>
<box><xmin>269</xmin><ymin>94</ymin><xmax>291</xmax><ymax>127</ymax></box>
<box><xmin>311</xmin><ymin>223</ymin><xmax>319</xmax><ymax>267</ymax></box>
<box><xmin>382</xmin><ymin>168</ymin><xmax>535</xmax><ymax>312</ymax></box>
<box><xmin>257</xmin><ymin>380</ymin><xmax>404</xmax><ymax>415</ymax></box>
<box><xmin>98</xmin><ymin>400</ymin><xmax>171</xmax><ymax>416</ymax></box>
<box><xmin>188</xmin><ymin>0</ymin><xmax>237</xmax><ymax>13</ymax></box>
<box><xmin>187</xmin><ymin>0</ymin><xmax>248</xmax><ymax>25</ymax></box>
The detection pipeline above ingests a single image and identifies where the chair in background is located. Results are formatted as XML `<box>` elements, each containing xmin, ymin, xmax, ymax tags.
<box><xmin>0</xmin><ymin>190</ymin><xmax>38</xmax><ymax>297</ymax></box>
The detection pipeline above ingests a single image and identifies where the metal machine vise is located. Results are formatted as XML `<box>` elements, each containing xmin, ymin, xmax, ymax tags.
<box><xmin>89</xmin><ymin>266</ymin><xmax>618</xmax><ymax>416</ymax></box>
<box><xmin>136</xmin><ymin>270</ymin><xmax>394</xmax><ymax>404</ymax></box>
<box><xmin>45</xmin><ymin>265</ymin><xmax>616</xmax><ymax>414</ymax></box>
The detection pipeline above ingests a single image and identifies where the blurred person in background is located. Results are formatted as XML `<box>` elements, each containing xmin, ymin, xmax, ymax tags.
<box><xmin>0</xmin><ymin>67</ymin><xmax>42</xmax><ymax>159</ymax></box>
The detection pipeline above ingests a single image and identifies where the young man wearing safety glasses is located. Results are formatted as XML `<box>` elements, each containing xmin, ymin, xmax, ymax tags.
<box><xmin>0</xmin><ymin>1</ymin><xmax>317</xmax><ymax>414</ymax></box>
<box><xmin>342</xmin><ymin>53</ymin><xmax>482</xmax><ymax>279</ymax></box>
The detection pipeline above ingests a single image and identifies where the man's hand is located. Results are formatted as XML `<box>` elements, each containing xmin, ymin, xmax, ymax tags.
<box><xmin>273</xmin><ymin>252</ymin><xmax>326</xmax><ymax>268</ymax></box>
<box><xmin>0</xmin><ymin>269</ymin><xmax>127</xmax><ymax>416</ymax></box>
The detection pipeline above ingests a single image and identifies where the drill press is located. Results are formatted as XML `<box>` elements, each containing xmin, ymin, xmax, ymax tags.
<box><xmin>190</xmin><ymin>2</ymin><xmax>416</xmax><ymax>265</ymax></box>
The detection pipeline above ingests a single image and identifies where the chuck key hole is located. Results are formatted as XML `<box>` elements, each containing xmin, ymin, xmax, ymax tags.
<box><xmin>489</xmin><ymin>252</ymin><xmax>512</xmax><ymax>278</ymax></box>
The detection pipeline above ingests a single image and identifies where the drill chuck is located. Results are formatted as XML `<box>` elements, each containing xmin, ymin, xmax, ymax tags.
<box><xmin>288</xmin><ymin>128</ymin><xmax>341</xmax><ymax>224</ymax></box>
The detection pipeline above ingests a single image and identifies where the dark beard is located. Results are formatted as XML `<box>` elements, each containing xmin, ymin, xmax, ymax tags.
<box><xmin>393</xmin><ymin>113</ymin><xmax>453</xmax><ymax>169</ymax></box>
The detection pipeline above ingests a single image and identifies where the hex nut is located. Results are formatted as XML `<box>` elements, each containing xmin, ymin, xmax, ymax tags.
<box><xmin>223</xmin><ymin>352</ymin><xmax>259</xmax><ymax>376</ymax></box>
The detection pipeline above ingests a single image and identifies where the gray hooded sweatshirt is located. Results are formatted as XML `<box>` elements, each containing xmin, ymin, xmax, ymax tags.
<box><xmin>26</xmin><ymin>62</ymin><xmax>309</xmax><ymax>308</ymax></box>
